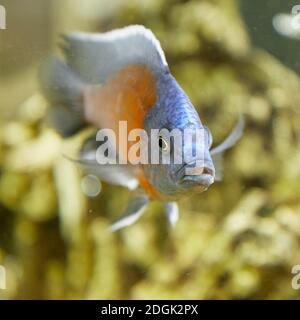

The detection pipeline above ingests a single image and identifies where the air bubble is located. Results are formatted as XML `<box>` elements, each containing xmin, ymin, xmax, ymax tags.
<box><xmin>80</xmin><ymin>175</ymin><xmax>102</xmax><ymax>197</ymax></box>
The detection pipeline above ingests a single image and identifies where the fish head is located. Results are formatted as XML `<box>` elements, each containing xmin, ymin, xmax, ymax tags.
<box><xmin>176</xmin><ymin>124</ymin><xmax>215</xmax><ymax>193</ymax></box>
<box><xmin>143</xmin><ymin>86</ymin><xmax>215</xmax><ymax>198</ymax></box>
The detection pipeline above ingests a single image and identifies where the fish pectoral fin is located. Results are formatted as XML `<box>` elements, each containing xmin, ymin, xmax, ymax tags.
<box><xmin>164</xmin><ymin>202</ymin><xmax>179</xmax><ymax>228</ymax></box>
<box><xmin>210</xmin><ymin>114</ymin><xmax>244</xmax><ymax>181</ymax></box>
<box><xmin>79</xmin><ymin>159</ymin><xmax>139</xmax><ymax>190</ymax></box>
<box><xmin>110</xmin><ymin>192</ymin><xmax>150</xmax><ymax>232</ymax></box>
<box><xmin>63</xmin><ymin>130</ymin><xmax>139</xmax><ymax>190</ymax></box>
<box><xmin>210</xmin><ymin>114</ymin><xmax>244</xmax><ymax>156</ymax></box>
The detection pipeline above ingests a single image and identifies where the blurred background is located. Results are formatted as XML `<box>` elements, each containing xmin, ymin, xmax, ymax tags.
<box><xmin>1</xmin><ymin>0</ymin><xmax>300</xmax><ymax>299</ymax></box>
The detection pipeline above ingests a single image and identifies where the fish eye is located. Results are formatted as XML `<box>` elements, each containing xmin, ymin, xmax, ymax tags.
<box><xmin>158</xmin><ymin>136</ymin><xmax>169</xmax><ymax>152</ymax></box>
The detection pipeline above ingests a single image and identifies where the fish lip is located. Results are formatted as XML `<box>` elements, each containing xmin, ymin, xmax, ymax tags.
<box><xmin>181</xmin><ymin>173</ymin><xmax>214</xmax><ymax>187</ymax></box>
<box><xmin>176</xmin><ymin>160</ymin><xmax>215</xmax><ymax>189</ymax></box>
<box><xmin>176</xmin><ymin>159</ymin><xmax>214</xmax><ymax>180</ymax></box>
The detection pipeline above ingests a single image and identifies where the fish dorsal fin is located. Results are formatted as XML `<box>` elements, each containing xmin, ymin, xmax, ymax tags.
<box><xmin>62</xmin><ymin>25</ymin><xmax>169</xmax><ymax>84</ymax></box>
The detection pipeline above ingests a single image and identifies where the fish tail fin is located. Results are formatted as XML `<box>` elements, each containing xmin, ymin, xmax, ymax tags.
<box><xmin>39</xmin><ymin>57</ymin><xmax>87</xmax><ymax>137</ymax></box>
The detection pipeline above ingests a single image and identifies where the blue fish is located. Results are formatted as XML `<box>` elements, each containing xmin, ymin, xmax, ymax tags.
<box><xmin>40</xmin><ymin>25</ymin><xmax>244</xmax><ymax>231</ymax></box>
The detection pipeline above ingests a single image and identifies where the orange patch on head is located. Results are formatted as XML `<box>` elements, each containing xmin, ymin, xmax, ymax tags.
<box><xmin>83</xmin><ymin>65</ymin><xmax>157</xmax><ymax>162</ymax></box>
<box><xmin>83</xmin><ymin>64</ymin><xmax>156</xmax><ymax>129</ymax></box>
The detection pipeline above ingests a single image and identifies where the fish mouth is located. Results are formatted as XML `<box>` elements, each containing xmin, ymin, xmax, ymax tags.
<box><xmin>180</xmin><ymin>174</ymin><xmax>214</xmax><ymax>190</ymax></box>
<box><xmin>177</xmin><ymin>160</ymin><xmax>215</xmax><ymax>190</ymax></box>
